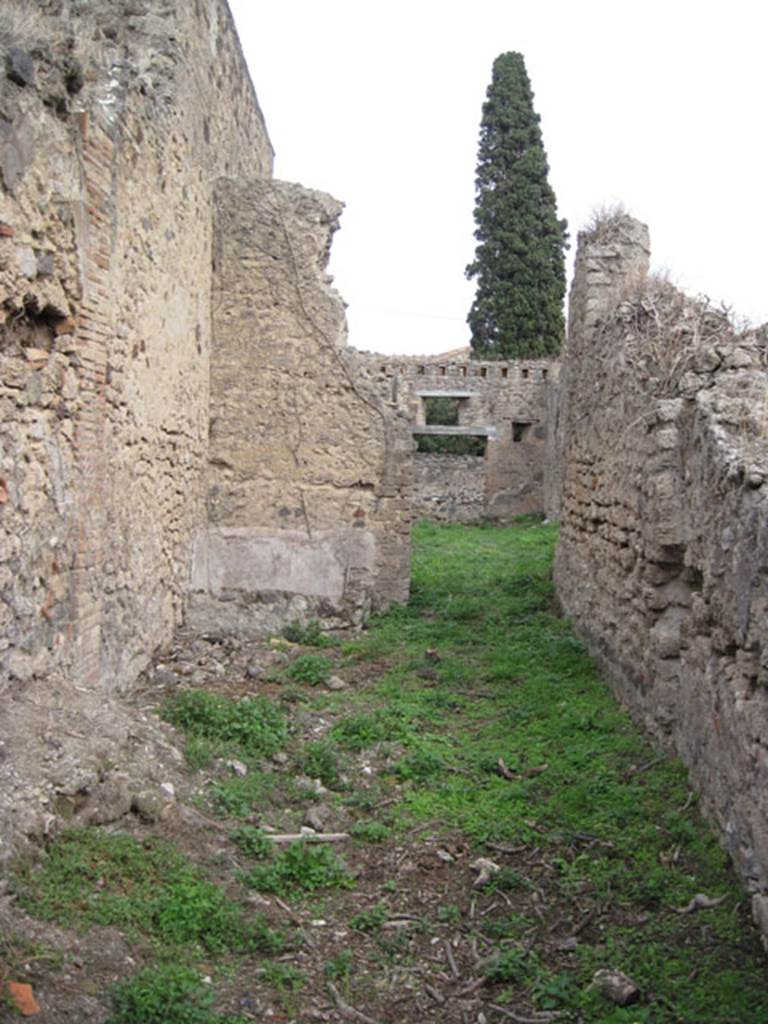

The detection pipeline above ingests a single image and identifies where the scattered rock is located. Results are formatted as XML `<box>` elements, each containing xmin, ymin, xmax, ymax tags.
<box><xmin>152</xmin><ymin>667</ymin><xmax>179</xmax><ymax>687</ymax></box>
<box><xmin>245</xmin><ymin>658</ymin><xmax>263</xmax><ymax>680</ymax></box>
<box><xmin>81</xmin><ymin>774</ymin><xmax>132</xmax><ymax>825</ymax></box>
<box><xmin>592</xmin><ymin>968</ymin><xmax>640</xmax><ymax>1006</ymax></box>
<box><xmin>326</xmin><ymin>675</ymin><xmax>347</xmax><ymax>691</ymax></box>
<box><xmin>304</xmin><ymin>803</ymin><xmax>332</xmax><ymax>832</ymax></box>
<box><xmin>470</xmin><ymin>856</ymin><xmax>500</xmax><ymax>887</ymax></box>
<box><xmin>131</xmin><ymin>788</ymin><xmax>173</xmax><ymax>823</ymax></box>
<box><xmin>226</xmin><ymin>759</ymin><xmax>248</xmax><ymax>777</ymax></box>
<box><xmin>6</xmin><ymin>48</ymin><xmax>36</xmax><ymax>88</ymax></box>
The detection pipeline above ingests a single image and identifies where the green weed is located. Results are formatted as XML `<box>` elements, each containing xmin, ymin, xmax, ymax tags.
<box><xmin>286</xmin><ymin>653</ymin><xmax>333</xmax><ymax>686</ymax></box>
<box><xmin>161</xmin><ymin>691</ymin><xmax>286</xmax><ymax>760</ymax></box>
<box><xmin>350</xmin><ymin>821</ymin><xmax>390</xmax><ymax>843</ymax></box>
<box><xmin>242</xmin><ymin>841</ymin><xmax>353</xmax><ymax>897</ymax></box>
<box><xmin>350</xmin><ymin>902</ymin><xmax>389</xmax><ymax>931</ymax></box>
<box><xmin>296</xmin><ymin>739</ymin><xmax>343</xmax><ymax>788</ymax></box>
<box><xmin>229</xmin><ymin>826</ymin><xmax>272</xmax><ymax>859</ymax></box>
<box><xmin>13</xmin><ymin>829</ymin><xmax>285</xmax><ymax>954</ymax></box>
<box><xmin>107</xmin><ymin>964</ymin><xmax>247</xmax><ymax>1024</ymax></box>
<box><xmin>282</xmin><ymin>620</ymin><xmax>335</xmax><ymax>648</ymax></box>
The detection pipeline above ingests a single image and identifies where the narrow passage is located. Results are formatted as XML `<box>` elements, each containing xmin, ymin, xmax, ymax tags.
<box><xmin>6</xmin><ymin>520</ymin><xmax>767</xmax><ymax>1023</ymax></box>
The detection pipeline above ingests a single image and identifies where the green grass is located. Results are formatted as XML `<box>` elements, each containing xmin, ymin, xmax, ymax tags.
<box><xmin>12</xmin><ymin>828</ymin><xmax>285</xmax><ymax>955</ymax></box>
<box><xmin>285</xmin><ymin>653</ymin><xmax>333</xmax><ymax>686</ymax></box>
<box><xmin>8</xmin><ymin>519</ymin><xmax>768</xmax><ymax>1023</ymax></box>
<box><xmin>282</xmin><ymin>619</ymin><xmax>335</xmax><ymax>648</ymax></box>
<box><xmin>161</xmin><ymin>690</ymin><xmax>287</xmax><ymax>762</ymax></box>
<box><xmin>107</xmin><ymin>964</ymin><xmax>247</xmax><ymax>1024</ymax></box>
<box><xmin>334</xmin><ymin>518</ymin><xmax>768</xmax><ymax>1023</ymax></box>
<box><xmin>242</xmin><ymin>840</ymin><xmax>354</xmax><ymax>898</ymax></box>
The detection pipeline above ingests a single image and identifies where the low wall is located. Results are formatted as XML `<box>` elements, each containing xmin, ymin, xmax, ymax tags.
<box><xmin>554</xmin><ymin>214</ymin><xmax>768</xmax><ymax>932</ymax></box>
<box><xmin>411</xmin><ymin>453</ymin><xmax>486</xmax><ymax>522</ymax></box>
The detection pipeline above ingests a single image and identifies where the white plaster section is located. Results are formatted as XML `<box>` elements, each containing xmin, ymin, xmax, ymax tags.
<box><xmin>192</xmin><ymin>527</ymin><xmax>376</xmax><ymax>604</ymax></box>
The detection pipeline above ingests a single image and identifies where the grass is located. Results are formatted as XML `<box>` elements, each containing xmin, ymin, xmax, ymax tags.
<box><xmin>6</xmin><ymin>519</ymin><xmax>768</xmax><ymax>1022</ymax></box>
<box><xmin>107</xmin><ymin>965</ymin><xmax>246</xmax><ymax>1024</ymax></box>
<box><xmin>12</xmin><ymin>828</ymin><xmax>285</xmax><ymax>955</ymax></box>
<box><xmin>329</xmin><ymin>519</ymin><xmax>768</xmax><ymax>1021</ymax></box>
<box><xmin>242</xmin><ymin>840</ymin><xmax>353</xmax><ymax>898</ymax></box>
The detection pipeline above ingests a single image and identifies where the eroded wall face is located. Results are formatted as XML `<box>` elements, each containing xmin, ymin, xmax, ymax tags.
<box><xmin>0</xmin><ymin>0</ymin><xmax>273</xmax><ymax>856</ymax></box>
<box><xmin>189</xmin><ymin>179</ymin><xmax>411</xmax><ymax>634</ymax></box>
<box><xmin>356</xmin><ymin>357</ymin><xmax>556</xmax><ymax>522</ymax></box>
<box><xmin>554</xmin><ymin>216</ymin><xmax>768</xmax><ymax>929</ymax></box>
<box><xmin>0</xmin><ymin>0</ymin><xmax>273</xmax><ymax>694</ymax></box>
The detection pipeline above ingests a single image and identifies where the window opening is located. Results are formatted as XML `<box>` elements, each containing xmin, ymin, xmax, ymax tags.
<box><xmin>513</xmin><ymin>422</ymin><xmax>531</xmax><ymax>443</ymax></box>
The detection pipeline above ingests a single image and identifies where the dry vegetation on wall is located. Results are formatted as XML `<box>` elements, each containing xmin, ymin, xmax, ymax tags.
<box><xmin>596</xmin><ymin>274</ymin><xmax>743</xmax><ymax>398</ymax></box>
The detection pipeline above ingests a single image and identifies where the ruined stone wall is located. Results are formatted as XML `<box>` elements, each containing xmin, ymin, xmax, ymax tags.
<box><xmin>554</xmin><ymin>215</ymin><xmax>768</xmax><ymax>927</ymax></box>
<box><xmin>1</xmin><ymin>0</ymin><xmax>273</xmax><ymax>695</ymax></box>
<box><xmin>0</xmin><ymin>0</ymin><xmax>277</xmax><ymax>857</ymax></box>
<box><xmin>411</xmin><ymin>454</ymin><xmax>486</xmax><ymax>522</ymax></box>
<box><xmin>188</xmin><ymin>179</ymin><xmax>413</xmax><ymax>634</ymax></box>
<box><xmin>356</xmin><ymin>356</ymin><xmax>556</xmax><ymax>521</ymax></box>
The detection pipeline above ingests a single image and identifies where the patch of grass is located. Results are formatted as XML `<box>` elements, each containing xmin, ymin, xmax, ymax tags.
<box><xmin>331</xmin><ymin>707</ymin><xmax>413</xmax><ymax>752</ymax></box>
<box><xmin>107</xmin><ymin>964</ymin><xmax>247</xmax><ymax>1024</ymax></box>
<box><xmin>282</xmin><ymin>620</ymin><xmax>335</xmax><ymax>648</ymax></box>
<box><xmin>324</xmin><ymin>949</ymin><xmax>354</xmax><ymax>983</ymax></box>
<box><xmin>242</xmin><ymin>841</ymin><xmax>353</xmax><ymax>897</ymax></box>
<box><xmin>296</xmin><ymin>740</ymin><xmax>343</xmax><ymax>788</ymax></box>
<box><xmin>350</xmin><ymin>821</ymin><xmax>390</xmax><ymax>843</ymax></box>
<box><xmin>161</xmin><ymin>691</ymin><xmax>287</xmax><ymax>761</ymax></box>
<box><xmin>208</xmin><ymin>768</ymin><xmax>307</xmax><ymax>820</ymax></box>
<box><xmin>350</xmin><ymin>902</ymin><xmax>389</xmax><ymax>932</ymax></box>
<box><xmin>229</xmin><ymin>826</ymin><xmax>272</xmax><ymax>859</ymax></box>
<box><xmin>13</xmin><ymin>829</ymin><xmax>286</xmax><ymax>954</ymax></box>
<box><xmin>286</xmin><ymin>653</ymin><xmax>333</xmax><ymax>686</ymax></box>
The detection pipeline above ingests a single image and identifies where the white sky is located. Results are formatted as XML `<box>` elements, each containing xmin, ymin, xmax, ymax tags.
<box><xmin>228</xmin><ymin>0</ymin><xmax>767</xmax><ymax>356</ymax></box>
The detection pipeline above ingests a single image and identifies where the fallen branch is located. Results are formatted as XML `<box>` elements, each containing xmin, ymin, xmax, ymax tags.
<box><xmin>489</xmin><ymin>1006</ymin><xmax>562</xmax><ymax>1023</ymax></box>
<box><xmin>675</xmin><ymin>893</ymin><xmax>726</xmax><ymax>914</ymax></box>
<box><xmin>266</xmin><ymin>830</ymin><xmax>349</xmax><ymax>843</ymax></box>
<box><xmin>443</xmin><ymin>939</ymin><xmax>459</xmax><ymax>979</ymax></box>
<box><xmin>327</xmin><ymin>982</ymin><xmax>382</xmax><ymax>1024</ymax></box>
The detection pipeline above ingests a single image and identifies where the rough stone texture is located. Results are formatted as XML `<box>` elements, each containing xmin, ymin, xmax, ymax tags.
<box><xmin>411</xmin><ymin>454</ymin><xmax>487</xmax><ymax>522</ymax></box>
<box><xmin>3</xmin><ymin>0</ymin><xmax>413</xmax><ymax>862</ymax></box>
<box><xmin>357</xmin><ymin>356</ymin><xmax>557</xmax><ymax>522</ymax></box>
<box><xmin>554</xmin><ymin>214</ymin><xmax>768</xmax><ymax>925</ymax></box>
<box><xmin>188</xmin><ymin>179</ymin><xmax>412</xmax><ymax>634</ymax></box>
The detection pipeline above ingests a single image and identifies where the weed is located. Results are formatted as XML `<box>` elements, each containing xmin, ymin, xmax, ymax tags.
<box><xmin>483</xmin><ymin>945</ymin><xmax>534</xmax><ymax>984</ymax></box>
<box><xmin>107</xmin><ymin>964</ymin><xmax>246</xmax><ymax>1024</ymax></box>
<box><xmin>242</xmin><ymin>841</ymin><xmax>353</xmax><ymax>897</ymax></box>
<box><xmin>324</xmin><ymin>949</ymin><xmax>354</xmax><ymax>982</ymax></box>
<box><xmin>332</xmin><ymin>708</ymin><xmax>412</xmax><ymax>751</ymax></box>
<box><xmin>13</xmin><ymin>828</ymin><xmax>286</xmax><ymax>954</ymax></box>
<box><xmin>285</xmin><ymin>653</ymin><xmax>333</xmax><ymax>686</ymax></box>
<box><xmin>436</xmin><ymin>903</ymin><xmax>462</xmax><ymax>924</ymax></box>
<box><xmin>229</xmin><ymin>826</ymin><xmax>272</xmax><ymax>859</ymax></box>
<box><xmin>350</xmin><ymin>821</ymin><xmax>390</xmax><ymax>843</ymax></box>
<box><xmin>161</xmin><ymin>691</ymin><xmax>286</xmax><ymax>760</ymax></box>
<box><xmin>350</xmin><ymin>903</ymin><xmax>389</xmax><ymax>931</ymax></box>
<box><xmin>296</xmin><ymin>740</ymin><xmax>343</xmax><ymax>788</ymax></box>
<box><xmin>391</xmin><ymin>746</ymin><xmax>446</xmax><ymax>783</ymax></box>
<box><xmin>282</xmin><ymin>620</ymin><xmax>335</xmax><ymax>648</ymax></box>
<box><xmin>260</xmin><ymin>962</ymin><xmax>304</xmax><ymax>1012</ymax></box>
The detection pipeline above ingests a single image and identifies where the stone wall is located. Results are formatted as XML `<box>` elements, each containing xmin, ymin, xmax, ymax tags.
<box><xmin>357</xmin><ymin>355</ymin><xmax>557</xmax><ymax>522</ymax></box>
<box><xmin>1</xmin><ymin>0</ymin><xmax>273</xmax><ymax>697</ymax></box>
<box><xmin>0</xmin><ymin>0</ymin><xmax>413</xmax><ymax>860</ymax></box>
<box><xmin>411</xmin><ymin>454</ymin><xmax>486</xmax><ymax>522</ymax></box>
<box><xmin>188</xmin><ymin>179</ymin><xmax>412</xmax><ymax>634</ymax></box>
<box><xmin>554</xmin><ymin>214</ymin><xmax>768</xmax><ymax>929</ymax></box>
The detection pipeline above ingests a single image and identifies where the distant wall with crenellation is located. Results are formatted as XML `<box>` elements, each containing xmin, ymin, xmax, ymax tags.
<box><xmin>355</xmin><ymin>354</ymin><xmax>558</xmax><ymax>522</ymax></box>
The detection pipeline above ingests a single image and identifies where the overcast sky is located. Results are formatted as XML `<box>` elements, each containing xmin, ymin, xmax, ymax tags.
<box><xmin>228</xmin><ymin>0</ymin><xmax>767</xmax><ymax>356</ymax></box>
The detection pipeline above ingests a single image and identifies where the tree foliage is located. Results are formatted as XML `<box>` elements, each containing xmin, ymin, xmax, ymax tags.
<box><xmin>466</xmin><ymin>53</ymin><xmax>567</xmax><ymax>359</ymax></box>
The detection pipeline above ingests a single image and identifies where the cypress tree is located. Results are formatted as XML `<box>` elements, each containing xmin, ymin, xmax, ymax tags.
<box><xmin>466</xmin><ymin>53</ymin><xmax>567</xmax><ymax>359</ymax></box>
